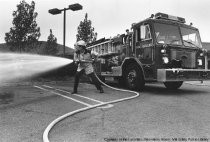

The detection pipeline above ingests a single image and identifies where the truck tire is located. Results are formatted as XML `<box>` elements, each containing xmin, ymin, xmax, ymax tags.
<box><xmin>164</xmin><ymin>81</ymin><xmax>183</xmax><ymax>90</ymax></box>
<box><xmin>124</xmin><ymin>64</ymin><xmax>145</xmax><ymax>91</ymax></box>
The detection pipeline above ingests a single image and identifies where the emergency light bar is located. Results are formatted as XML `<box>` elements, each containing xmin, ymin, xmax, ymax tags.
<box><xmin>155</xmin><ymin>12</ymin><xmax>186</xmax><ymax>23</ymax></box>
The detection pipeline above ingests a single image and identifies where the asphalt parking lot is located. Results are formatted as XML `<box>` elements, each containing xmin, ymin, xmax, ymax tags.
<box><xmin>0</xmin><ymin>80</ymin><xmax>210</xmax><ymax>142</ymax></box>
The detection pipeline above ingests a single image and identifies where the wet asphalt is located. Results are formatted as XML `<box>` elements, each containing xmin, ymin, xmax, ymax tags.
<box><xmin>0</xmin><ymin>81</ymin><xmax>210</xmax><ymax>142</ymax></box>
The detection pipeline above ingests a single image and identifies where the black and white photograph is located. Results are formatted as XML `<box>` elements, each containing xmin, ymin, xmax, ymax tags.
<box><xmin>0</xmin><ymin>0</ymin><xmax>210</xmax><ymax>141</ymax></box>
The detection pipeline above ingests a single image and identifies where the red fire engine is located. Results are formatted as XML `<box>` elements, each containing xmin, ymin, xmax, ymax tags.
<box><xmin>87</xmin><ymin>12</ymin><xmax>210</xmax><ymax>90</ymax></box>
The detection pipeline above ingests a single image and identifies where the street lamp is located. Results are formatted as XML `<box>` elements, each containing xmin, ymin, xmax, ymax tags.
<box><xmin>49</xmin><ymin>3</ymin><xmax>83</xmax><ymax>56</ymax></box>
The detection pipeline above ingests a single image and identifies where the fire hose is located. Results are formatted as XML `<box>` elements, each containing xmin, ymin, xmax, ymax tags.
<box><xmin>43</xmin><ymin>60</ymin><xmax>140</xmax><ymax>142</ymax></box>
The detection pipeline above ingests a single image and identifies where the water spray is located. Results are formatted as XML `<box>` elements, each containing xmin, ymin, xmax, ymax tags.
<box><xmin>0</xmin><ymin>52</ymin><xmax>73</xmax><ymax>84</ymax></box>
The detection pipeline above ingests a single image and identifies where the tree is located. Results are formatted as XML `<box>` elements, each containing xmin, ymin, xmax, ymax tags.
<box><xmin>43</xmin><ymin>29</ymin><xmax>58</xmax><ymax>55</ymax></box>
<box><xmin>5</xmin><ymin>0</ymin><xmax>40</xmax><ymax>52</ymax></box>
<box><xmin>76</xmin><ymin>13</ymin><xmax>97</xmax><ymax>43</ymax></box>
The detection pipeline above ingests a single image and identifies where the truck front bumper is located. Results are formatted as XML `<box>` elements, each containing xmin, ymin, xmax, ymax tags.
<box><xmin>157</xmin><ymin>69</ymin><xmax>210</xmax><ymax>82</ymax></box>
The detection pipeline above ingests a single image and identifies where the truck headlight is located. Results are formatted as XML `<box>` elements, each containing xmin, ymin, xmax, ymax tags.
<box><xmin>161</xmin><ymin>49</ymin><xmax>166</xmax><ymax>53</ymax></box>
<box><xmin>163</xmin><ymin>57</ymin><xmax>169</xmax><ymax>64</ymax></box>
<box><xmin>197</xmin><ymin>59</ymin><xmax>202</xmax><ymax>66</ymax></box>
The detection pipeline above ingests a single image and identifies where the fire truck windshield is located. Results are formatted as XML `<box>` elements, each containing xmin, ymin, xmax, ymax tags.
<box><xmin>180</xmin><ymin>27</ymin><xmax>202</xmax><ymax>48</ymax></box>
<box><xmin>154</xmin><ymin>23</ymin><xmax>202</xmax><ymax>48</ymax></box>
<box><xmin>154</xmin><ymin>23</ymin><xmax>182</xmax><ymax>45</ymax></box>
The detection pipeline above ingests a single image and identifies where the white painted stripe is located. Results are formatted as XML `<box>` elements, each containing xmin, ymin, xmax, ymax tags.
<box><xmin>34</xmin><ymin>85</ymin><xmax>49</xmax><ymax>91</ymax></box>
<box><xmin>34</xmin><ymin>86</ymin><xmax>92</xmax><ymax>107</ymax></box>
<box><xmin>42</xmin><ymin>85</ymin><xmax>53</xmax><ymax>88</ymax></box>
<box><xmin>56</xmin><ymin>88</ymin><xmax>104</xmax><ymax>104</ymax></box>
<box><xmin>42</xmin><ymin>85</ymin><xmax>104</xmax><ymax>104</ymax></box>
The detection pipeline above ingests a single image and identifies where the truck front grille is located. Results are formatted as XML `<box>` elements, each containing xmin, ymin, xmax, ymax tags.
<box><xmin>171</xmin><ymin>50</ymin><xmax>196</xmax><ymax>68</ymax></box>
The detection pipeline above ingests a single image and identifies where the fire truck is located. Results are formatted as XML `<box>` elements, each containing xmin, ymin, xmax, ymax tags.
<box><xmin>87</xmin><ymin>12</ymin><xmax>210</xmax><ymax>90</ymax></box>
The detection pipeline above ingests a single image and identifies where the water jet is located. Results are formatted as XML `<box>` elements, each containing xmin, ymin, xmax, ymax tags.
<box><xmin>0</xmin><ymin>52</ymin><xmax>73</xmax><ymax>84</ymax></box>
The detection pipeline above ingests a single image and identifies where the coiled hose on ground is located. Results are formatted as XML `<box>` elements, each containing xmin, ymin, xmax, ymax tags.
<box><xmin>43</xmin><ymin>64</ymin><xmax>140</xmax><ymax>142</ymax></box>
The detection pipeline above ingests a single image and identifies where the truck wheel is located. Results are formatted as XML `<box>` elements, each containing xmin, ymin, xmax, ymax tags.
<box><xmin>125</xmin><ymin>64</ymin><xmax>145</xmax><ymax>91</ymax></box>
<box><xmin>164</xmin><ymin>81</ymin><xmax>183</xmax><ymax>90</ymax></box>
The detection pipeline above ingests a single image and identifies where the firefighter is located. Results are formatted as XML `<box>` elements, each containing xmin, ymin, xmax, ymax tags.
<box><xmin>124</xmin><ymin>29</ymin><xmax>130</xmax><ymax>44</ymax></box>
<box><xmin>72</xmin><ymin>40</ymin><xmax>104</xmax><ymax>94</ymax></box>
<box><xmin>124</xmin><ymin>29</ymin><xmax>132</xmax><ymax>56</ymax></box>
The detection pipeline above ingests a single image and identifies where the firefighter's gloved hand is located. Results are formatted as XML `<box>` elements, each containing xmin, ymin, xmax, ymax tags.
<box><xmin>92</xmin><ymin>58</ymin><xmax>97</xmax><ymax>64</ymax></box>
<box><xmin>74</xmin><ymin>60</ymin><xmax>81</xmax><ymax>65</ymax></box>
<box><xmin>73</xmin><ymin>61</ymin><xmax>78</xmax><ymax>65</ymax></box>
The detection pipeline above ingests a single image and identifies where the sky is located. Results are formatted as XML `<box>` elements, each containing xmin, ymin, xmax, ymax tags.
<box><xmin>0</xmin><ymin>0</ymin><xmax>210</xmax><ymax>49</ymax></box>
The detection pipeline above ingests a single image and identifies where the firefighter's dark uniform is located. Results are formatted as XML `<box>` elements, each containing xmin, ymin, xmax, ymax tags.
<box><xmin>72</xmin><ymin>43</ymin><xmax>104</xmax><ymax>94</ymax></box>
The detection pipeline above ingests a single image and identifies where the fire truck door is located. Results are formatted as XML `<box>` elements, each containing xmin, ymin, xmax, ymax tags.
<box><xmin>135</xmin><ymin>24</ymin><xmax>154</xmax><ymax>79</ymax></box>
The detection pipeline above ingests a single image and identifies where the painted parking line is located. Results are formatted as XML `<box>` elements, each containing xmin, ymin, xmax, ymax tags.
<box><xmin>34</xmin><ymin>85</ymin><xmax>92</xmax><ymax>107</ymax></box>
<box><xmin>42</xmin><ymin>85</ymin><xmax>53</xmax><ymax>88</ymax></box>
<box><xmin>42</xmin><ymin>85</ymin><xmax>105</xmax><ymax>104</ymax></box>
<box><xmin>34</xmin><ymin>85</ymin><xmax>49</xmax><ymax>91</ymax></box>
<box><xmin>185</xmin><ymin>82</ymin><xmax>210</xmax><ymax>86</ymax></box>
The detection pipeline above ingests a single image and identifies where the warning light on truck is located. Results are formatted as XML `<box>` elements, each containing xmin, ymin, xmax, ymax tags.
<box><xmin>155</xmin><ymin>12</ymin><xmax>186</xmax><ymax>23</ymax></box>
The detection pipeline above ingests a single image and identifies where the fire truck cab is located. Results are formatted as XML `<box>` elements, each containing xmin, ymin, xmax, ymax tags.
<box><xmin>87</xmin><ymin>13</ymin><xmax>210</xmax><ymax>90</ymax></box>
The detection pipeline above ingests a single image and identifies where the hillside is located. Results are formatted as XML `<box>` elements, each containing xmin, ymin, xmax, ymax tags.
<box><xmin>0</xmin><ymin>41</ymin><xmax>74</xmax><ymax>56</ymax></box>
<box><xmin>37</xmin><ymin>41</ymin><xmax>74</xmax><ymax>56</ymax></box>
<box><xmin>0</xmin><ymin>43</ymin><xmax>9</xmax><ymax>52</ymax></box>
